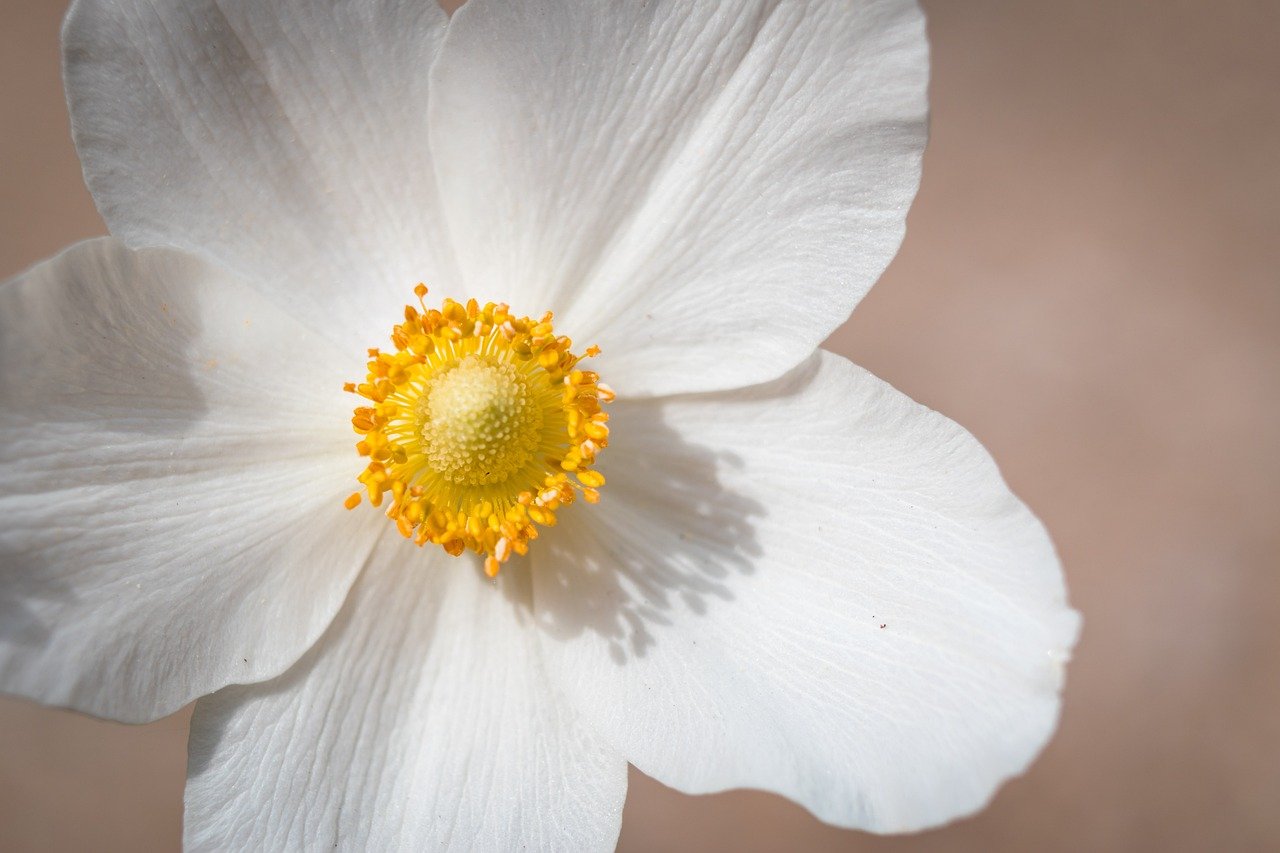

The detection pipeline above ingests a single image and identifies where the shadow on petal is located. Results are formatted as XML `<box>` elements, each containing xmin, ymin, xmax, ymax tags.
<box><xmin>524</xmin><ymin>383</ymin><xmax>779</xmax><ymax>663</ymax></box>
<box><xmin>0</xmin><ymin>547</ymin><xmax>75</xmax><ymax>647</ymax></box>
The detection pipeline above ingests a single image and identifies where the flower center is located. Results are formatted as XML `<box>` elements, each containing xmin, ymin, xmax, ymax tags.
<box><xmin>344</xmin><ymin>286</ymin><xmax>613</xmax><ymax>577</ymax></box>
<box><xmin>419</xmin><ymin>355</ymin><xmax>542</xmax><ymax>486</ymax></box>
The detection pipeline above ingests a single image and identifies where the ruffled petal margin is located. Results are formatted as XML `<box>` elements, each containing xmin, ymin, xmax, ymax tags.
<box><xmin>533</xmin><ymin>351</ymin><xmax>1079</xmax><ymax>832</ymax></box>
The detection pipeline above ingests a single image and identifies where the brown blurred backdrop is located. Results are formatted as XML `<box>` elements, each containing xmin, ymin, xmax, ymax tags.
<box><xmin>2</xmin><ymin>0</ymin><xmax>1278</xmax><ymax>850</ymax></box>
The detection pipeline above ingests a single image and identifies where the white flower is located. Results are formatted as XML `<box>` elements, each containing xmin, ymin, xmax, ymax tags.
<box><xmin>0</xmin><ymin>0</ymin><xmax>1079</xmax><ymax>849</ymax></box>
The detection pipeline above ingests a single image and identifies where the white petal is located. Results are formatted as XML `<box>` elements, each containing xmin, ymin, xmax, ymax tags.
<box><xmin>532</xmin><ymin>352</ymin><xmax>1079</xmax><ymax>832</ymax></box>
<box><xmin>431</xmin><ymin>0</ymin><xmax>928</xmax><ymax>396</ymax></box>
<box><xmin>63</xmin><ymin>0</ymin><xmax>458</xmax><ymax>351</ymax></box>
<box><xmin>0</xmin><ymin>239</ymin><xmax>371</xmax><ymax>723</ymax></box>
<box><xmin>186</xmin><ymin>548</ymin><xmax>627</xmax><ymax>852</ymax></box>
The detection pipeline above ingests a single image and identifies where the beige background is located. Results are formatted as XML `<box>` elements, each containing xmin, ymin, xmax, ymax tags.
<box><xmin>2</xmin><ymin>0</ymin><xmax>1278</xmax><ymax>850</ymax></box>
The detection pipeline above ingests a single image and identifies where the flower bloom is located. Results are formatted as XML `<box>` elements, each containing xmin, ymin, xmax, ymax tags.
<box><xmin>0</xmin><ymin>0</ymin><xmax>1078</xmax><ymax>849</ymax></box>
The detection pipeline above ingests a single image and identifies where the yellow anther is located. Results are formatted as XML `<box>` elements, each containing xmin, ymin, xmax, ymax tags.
<box><xmin>537</xmin><ymin>347</ymin><xmax>560</xmax><ymax>369</ymax></box>
<box><xmin>577</xmin><ymin>470</ymin><xmax>605</xmax><ymax>488</ymax></box>
<box><xmin>346</xmin><ymin>287</ymin><xmax>610</xmax><ymax>574</ymax></box>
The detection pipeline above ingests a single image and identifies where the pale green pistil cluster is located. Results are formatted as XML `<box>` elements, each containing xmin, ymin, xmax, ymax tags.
<box><xmin>418</xmin><ymin>354</ymin><xmax>543</xmax><ymax>486</ymax></box>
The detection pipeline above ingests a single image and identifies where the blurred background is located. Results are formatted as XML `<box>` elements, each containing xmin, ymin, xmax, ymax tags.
<box><xmin>2</xmin><ymin>0</ymin><xmax>1277</xmax><ymax>850</ymax></box>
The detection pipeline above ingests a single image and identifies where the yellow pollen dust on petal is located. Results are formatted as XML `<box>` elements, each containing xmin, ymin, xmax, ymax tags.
<box><xmin>345</xmin><ymin>286</ymin><xmax>610</xmax><ymax>576</ymax></box>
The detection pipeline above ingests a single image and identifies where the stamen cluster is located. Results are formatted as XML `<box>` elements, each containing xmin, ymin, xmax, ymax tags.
<box><xmin>345</xmin><ymin>286</ymin><xmax>613</xmax><ymax>576</ymax></box>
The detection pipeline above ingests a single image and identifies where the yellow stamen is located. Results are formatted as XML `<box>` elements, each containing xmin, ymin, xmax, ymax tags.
<box><xmin>345</xmin><ymin>287</ymin><xmax>609</xmax><ymax>575</ymax></box>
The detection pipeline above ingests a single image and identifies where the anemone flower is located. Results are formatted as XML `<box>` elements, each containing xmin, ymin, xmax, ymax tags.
<box><xmin>0</xmin><ymin>0</ymin><xmax>1078</xmax><ymax>848</ymax></box>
